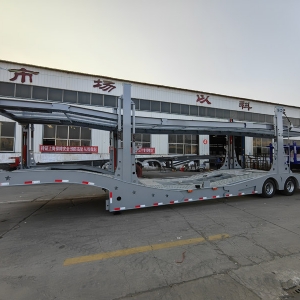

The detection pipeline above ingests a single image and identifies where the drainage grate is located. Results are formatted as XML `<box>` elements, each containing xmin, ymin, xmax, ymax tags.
<box><xmin>281</xmin><ymin>286</ymin><xmax>300</xmax><ymax>299</ymax></box>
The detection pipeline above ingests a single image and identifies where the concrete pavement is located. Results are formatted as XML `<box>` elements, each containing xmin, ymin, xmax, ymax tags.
<box><xmin>1</xmin><ymin>180</ymin><xmax>300</xmax><ymax>299</ymax></box>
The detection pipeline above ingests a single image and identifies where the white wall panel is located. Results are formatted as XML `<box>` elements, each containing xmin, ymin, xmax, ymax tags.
<box><xmin>199</xmin><ymin>135</ymin><xmax>210</xmax><ymax>155</ymax></box>
<box><xmin>33</xmin><ymin>124</ymin><xmax>43</xmax><ymax>153</ymax></box>
<box><xmin>245</xmin><ymin>137</ymin><xmax>253</xmax><ymax>155</ymax></box>
<box><xmin>151</xmin><ymin>134</ymin><xmax>168</xmax><ymax>155</ymax></box>
<box><xmin>92</xmin><ymin>129</ymin><xmax>110</xmax><ymax>159</ymax></box>
<box><xmin>15</xmin><ymin>124</ymin><xmax>22</xmax><ymax>154</ymax></box>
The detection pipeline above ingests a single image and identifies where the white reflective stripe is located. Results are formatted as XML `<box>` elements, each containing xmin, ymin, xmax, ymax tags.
<box><xmin>82</xmin><ymin>181</ymin><xmax>95</xmax><ymax>185</ymax></box>
<box><xmin>0</xmin><ymin>182</ymin><xmax>9</xmax><ymax>186</ymax></box>
<box><xmin>25</xmin><ymin>181</ymin><xmax>40</xmax><ymax>184</ymax></box>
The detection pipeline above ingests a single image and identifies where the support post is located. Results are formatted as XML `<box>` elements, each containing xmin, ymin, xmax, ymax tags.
<box><xmin>272</xmin><ymin>107</ymin><xmax>290</xmax><ymax>174</ymax></box>
<box><xmin>29</xmin><ymin>124</ymin><xmax>36</xmax><ymax>167</ymax></box>
<box><xmin>114</xmin><ymin>84</ymin><xmax>138</xmax><ymax>183</ymax></box>
<box><xmin>21</xmin><ymin>124</ymin><xmax>29</xmax><ymax>168</ymax></box>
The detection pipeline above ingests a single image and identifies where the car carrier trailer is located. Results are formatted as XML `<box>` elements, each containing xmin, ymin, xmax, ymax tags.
<box><xmin>0</xmin><ymin>84</ymin><xmax>300</xmax><ymax>213</ymax></box>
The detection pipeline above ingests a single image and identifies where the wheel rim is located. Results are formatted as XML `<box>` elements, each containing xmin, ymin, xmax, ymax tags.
<box><xmin>286</xmin><ymin>180</ymin><xmax>295</xmax><ymax>193</ymax></box>
<box><xmin>265</xmin><ymin>182</ymin><xmax>274</xmax><ymax>195</ymax></box>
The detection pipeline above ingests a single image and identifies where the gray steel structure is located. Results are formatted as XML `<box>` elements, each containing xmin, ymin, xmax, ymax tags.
<box><xmin>0</xmin><ymin>83</ymin><xmax>300</xmax><ymax>212</ymax></box>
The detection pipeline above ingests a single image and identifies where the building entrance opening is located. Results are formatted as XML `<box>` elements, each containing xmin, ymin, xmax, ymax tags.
<box><xmin>209</xmin><ymin>135</ymin><xmax>243</xmax><ymax>168</ymax></box>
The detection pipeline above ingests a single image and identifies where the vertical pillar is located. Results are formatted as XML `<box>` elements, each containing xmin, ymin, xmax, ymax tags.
<box><xmin>114</xmin><ymin>84</ymin><xmax>138</xmax><ymax>183</ymax></box>
<box><xmin>28</xmin><ymin>124</ymin><xmax>36</xmax><ymax>167</ymax></box>
<box><xmin>273</xmin><ymin>107</ymin><xmax>289</xmax><ymax>174</ymax></box>
<box><xmin>241</xmin><ymin>136</ymin><xmax>245</xmax><ymax>168</ymax></box>
<box><xmin>21</xmin><ymin>124</ymin><xmax>29</xmax><ymax>168</ymax></box>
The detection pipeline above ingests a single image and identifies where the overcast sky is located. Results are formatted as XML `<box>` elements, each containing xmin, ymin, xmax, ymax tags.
<box><xmin>1</xmin><ymin>0</ymin><xmax>299</xmax><ymax>106</ymax></box>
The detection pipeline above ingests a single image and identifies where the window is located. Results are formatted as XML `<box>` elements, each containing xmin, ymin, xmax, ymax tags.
<box><xmin>43</xmin><ymin>125</ymin><xmax>91</xmax><ymax>146</ymax></box>
<box><xmin>198</xmin><ymin>107</ymin><xmax>207</xmax><ymax>117</ymax></box>
<box><xmin>64</xmin><ymin>90</ymin><xmax>77</xmax><ymax>103</ymax></box>
<box><xmin>180</xmin><ymin>104</ymin><xmax>189</xmax><ymax>115</ymax></box>
<box><xmin>48</xmin><ymin>88</ymin><xmax>63</xmax><ymax>102</ymax></box>
<box><xmin>161</xmin><ymin>102</ymin><xmax>170</xmax><ymax>113</ymax></box>
<box><xmin>0</xmin><ymin>82</ymin><xmax>15</xmax><ymax>97</ymax></box>
<box><xmin>104</xmin><ymin>95</ymin><xmax>117</xmax><ymax>107</ymax></box>
<box><xmin>140</xmin><ymin>99</ymin><xmax>150</xmax><ymax>111</ymax></box>
<box><xmin>190</xmin><ymin>105</ymin><xmax>198</xmax><ymax>116</ymax></box>
<box><xmin>33</xmin><ymin>86</ymin><xmax>47</xmax><ymax>100</ymax></box>
<box><xmin>223</xmin><ymin>110</ymin><xmax>230</xmax><ymax>119</ymax></box>
<box><xmin>253</xmin><ymin>138</ymin><xmax>272</xmax><ymax>155</ymax></box>
<box><xmin>216</xmin><ymin>109</ymin><xmax>223</xmax><ymax>119</ymax></box>
<box><xmin>78</xmin><ymin>92</ymin><xmax>90</xmax><ymax>105</ymax></box>
<box><xmin>132</xmin><ymin>98</ymin><xmax>140</xmax><ymax>110</ymax></box>
<box><xmin>230</xmin><ymin>110</ymin><xmax>238</xmax><ymax>120</ymax></box>
<box><xmin>171</xmin><ymin>103</ymin><xmax>180</xmax><ymax>114</ymax></box>
<box><xmin>258</xmin><ymin>114</ymin><xmax>265</xmax><ymax>123</ymax></box>
<box><xmin>237</xmin><ymin>111</ymin><xmax>245</xmax><ymax>121</ymax></box>
<box><xmin>265</xmin><ymin>115</ymin><xmax>273</xmax><ymax>124</ymax></box>
<box><xmin>151</xmin><ymin>101</ymin><xmax>160</xmax><ymax>112</ymax></box>
<box><xmin>91</xmin><ymin>93</ymin><xmax>103</xmax><ymax>106</ymax></box>
<box><xmin>16</xmin><ymin>84</ymin><xmax>31</xmax><ymax>98</ymax></box>
<box><xmin>244</xmin><ymin>112</ymin><xmax>252</xmax><ymax>121</ymax></box>
<box><xmin>0</xmin><ymin>121</ymin><xmax>15</xmax><ymax>151</ymax></box>
<box><xmin>207</xmin><ymin>107</ymin><xmax>215</xmax><ymax>118</ymax></box>
<box><xmin>168</xmin><ymin>134</ymin><xmax>198</xmax><ymax>154</ymax></box>
<box><xmin>135</xmin><ymin>133</ymin><xmax>151</xmax><ymax>148</ymax></box>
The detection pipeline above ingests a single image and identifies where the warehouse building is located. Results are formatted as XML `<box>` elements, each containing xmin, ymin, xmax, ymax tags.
<box><xmin>0</xmin><ymin>60</ymin><xmax>299</xmax><ymax>167</ymax></box>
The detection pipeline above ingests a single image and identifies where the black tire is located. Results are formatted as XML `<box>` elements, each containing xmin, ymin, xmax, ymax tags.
<box><xmin>262</xmin><ymin>179</ymin><xmax>276</xmax><ymax>198</ymax></box>
<box><xmin>282</xmin><ymin>177</ymin><xmax>296</xmax><ymax>196</ymax></box>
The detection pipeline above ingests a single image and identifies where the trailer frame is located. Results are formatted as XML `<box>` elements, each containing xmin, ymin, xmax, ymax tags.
<box><xmin>1</xmin><ymin>84</ymin><xmax>300</xmax><ymax>212</ymax></box>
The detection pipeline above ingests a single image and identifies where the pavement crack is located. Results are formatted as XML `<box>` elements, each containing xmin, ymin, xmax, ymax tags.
<box><xmin>0</xmin><ymin>188</ymin><xmax>69</xmax><ymax>238</ymax></box>
<box><xmin>151</xmin><ymin>245</ymin><xmax>170</xmax><ymax>286</ymax></box>
<box><xmin>223</xmin><ymin>201</ymin><xmax>300</xmax><ymax>238</ymax></box>
<box><xmin>54</xmin><ymin>186</ymin><xmax>69</xmax><ymax>197</ymax></box>
<box><xmin>170</xmin><ymin>207</ymin><xmax>204</xmax><ymax>236</ymax></box>
<box><xmin>0</xmin><ymin>199</ymin><xmax>51</xmax><ymax>238</ymax></box>
<box><xmin>228</xmin><ymin>271</ymin><xmax>264</xmax><ymax>300</ymax></box>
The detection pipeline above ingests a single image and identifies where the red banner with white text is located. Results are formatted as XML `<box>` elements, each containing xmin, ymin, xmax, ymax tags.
<box><xmin>40</xmin><ymin>145</ymin><xmax>98</xmax><ymax>153</ymax></box>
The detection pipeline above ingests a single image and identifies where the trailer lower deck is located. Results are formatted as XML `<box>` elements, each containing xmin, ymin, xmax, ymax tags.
<box><xmin>139</xmin><ymin>169</ymin><xmax>268</xmax><ymax>190</ymax></box>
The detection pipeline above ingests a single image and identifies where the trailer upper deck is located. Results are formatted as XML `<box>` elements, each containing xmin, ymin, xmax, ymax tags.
<box><xmin>1</xmin><ymin>96</ymin><xmax>300</xmax><ymax>138</ymax></box>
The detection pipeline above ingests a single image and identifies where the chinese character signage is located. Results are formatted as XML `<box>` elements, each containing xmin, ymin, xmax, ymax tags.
<box><xmin>8</xmin><ymin>68</ymin><xmax>39</xmax><ymax>83</ymax></box>
<box><xmin>239</xmin><ymin>101</ymin><xmax>252</xmax><ymax>111</ymax></box>
<box><xmin>196</xmin><ymin>94</ymin><xmax>211</xmax><ymax>104</ymax></box>
<box><xmin>136</xmin><ymin>147</ymin><xmax>155</xmax><ymax>154</ymax></box>
<box><xmin>40</xmin><ymin>145</ymin><xmax>98</xmax><ymax>153</ymax></box>
<box><xmin>93</xmin><ymin>79</ymin><xmax>116</xmax><ymax>92</ymax></box>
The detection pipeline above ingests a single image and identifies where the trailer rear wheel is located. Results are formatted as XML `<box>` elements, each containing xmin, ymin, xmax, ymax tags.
<box><xmin>282</xmin><ymin>177</ymin><xmax>296</xmax><ymax>196</ymax></box>
<box><xmin>262</xmin><ymin>179</ymin><xmax>276</xmax><ymax>198</ymax></box>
